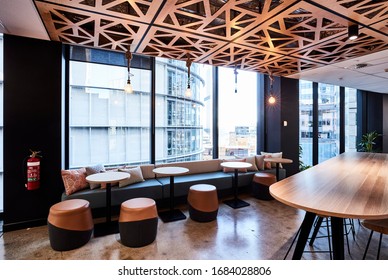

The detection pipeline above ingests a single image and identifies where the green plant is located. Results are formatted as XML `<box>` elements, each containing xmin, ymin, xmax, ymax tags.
<box><xmin>358</xmin><ymin>131</ymin><xmax>382</xmax><ymax>152</ymax></box>
<box><xmin>299</xmin><ymin>145</ymin><xmax>311</xmax><ymax>171</ymax></box>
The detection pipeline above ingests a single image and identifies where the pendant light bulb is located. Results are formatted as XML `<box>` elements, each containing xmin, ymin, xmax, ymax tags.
<box><xmin>124</xmin><ymin>80</ymin><xmax>133</xmax><ymax>94</ymax></box>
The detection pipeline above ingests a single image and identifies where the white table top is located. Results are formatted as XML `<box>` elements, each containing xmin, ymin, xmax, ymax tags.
<box><xmin>270</xmin><ymin>152</ymin><xmax>388</xmax><ymax>220</ymax></box>
<box><xmin>86</xmin><ymin>171</ymin><xmax>130</xmax><ymax>184</ymax></box>
<box><xmin>152</xmin><ymin>166</ymin><xmax>189</xmax><ymax>176</ymax></box>
<box><xmin>220</xmin><ymin>161</ymin><xmax>252</xmax><ymax>169</ymax></box>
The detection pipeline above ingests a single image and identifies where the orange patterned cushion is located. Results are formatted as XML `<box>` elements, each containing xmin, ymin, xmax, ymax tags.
<box><xmin>264</xmin><ymin>155</ymin><xmax>272</xmax><ymax>169</ymax></box>
<box><xmin>61</xmin><ymin>168</ymin><xmax>88</xmax><ymax>195</ymax></box>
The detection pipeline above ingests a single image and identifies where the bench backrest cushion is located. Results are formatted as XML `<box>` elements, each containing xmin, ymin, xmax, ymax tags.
<box><xmin>154</xmin><ymin>159</ymin><xmax>223</xmax><ymax>177</ymax></box>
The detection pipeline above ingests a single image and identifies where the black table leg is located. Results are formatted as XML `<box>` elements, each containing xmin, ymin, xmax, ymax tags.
<box><xmin>275</xmin><ymin>163</ymin><xmax>280</xmax><ymax>181</ymax></box>
<box><xmin>94</xmin><ymin>182</ymin><xmax>119</xmax><ymax>237</ymax></box>
<box><xmin>159</xmin><ymin>175</ymin><xmax>186</xmax><ymax>222</ymax></box>
<box><xmin>292</xmin><ymin>211</ymin><xmax>316</xmax><ymax>259</ymax></box>
<box><xmin>224</xmin><ymin>168</ymin><xmax>250</xmax><ymax>209</ymax></box>
<box><xmin>331</xmin><ymin>217</ymin><xmax>345</xmax><ymax>260</ymax></box>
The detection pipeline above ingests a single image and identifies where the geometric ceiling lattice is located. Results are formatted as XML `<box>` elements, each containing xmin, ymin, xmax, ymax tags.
<box><xmin>34</xmin><ymin>0</ymin><xmax>388</xmax><ymax>77</ymax></box>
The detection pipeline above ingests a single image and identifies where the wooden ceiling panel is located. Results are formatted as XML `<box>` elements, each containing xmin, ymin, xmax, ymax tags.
<box><xmin>136</xmin><ymin>26</ymin><xmax>225</xmax><ymax>61</ymax></box>
<box><xmin>34</xmin><ymin>0</ymin><xmax>388</xmax><ymax>77</ymax></box>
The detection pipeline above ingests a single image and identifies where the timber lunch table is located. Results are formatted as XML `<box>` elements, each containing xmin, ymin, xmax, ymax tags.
<box><xmin>86</xmin><ymin>171</ymin><xmax>130</xmax><ymax>237</ymax></box>
<box><xmin>270</xmin><ymin>152</ymin><xmax>388</xmax><ymax>259</ymax></box>
<box><xmin>221</xmin><ymin>161</ymin><xmax>252</xmax><ymax>209</ymax></box>
<box><xmin>153</xmin><ymin>166</ymin><xmax>189</xmax><ymax>223</ymax></box>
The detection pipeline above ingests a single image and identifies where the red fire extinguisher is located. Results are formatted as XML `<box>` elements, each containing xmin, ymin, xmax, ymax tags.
<box><xmin>25</xmin><ymin>150</ymin><xmax>41</xmax><ymax>190</ymax></box>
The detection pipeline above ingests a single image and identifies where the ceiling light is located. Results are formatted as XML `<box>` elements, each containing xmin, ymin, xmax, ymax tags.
<box><xmin>124</xmin><ymin>46</ymin><xmax>133</xmax><ymax>94</ymax></box>
<box><xmin>348</xmin><ymin>24</ymin><xmax>359</xmax><ymax>41</ymax></box>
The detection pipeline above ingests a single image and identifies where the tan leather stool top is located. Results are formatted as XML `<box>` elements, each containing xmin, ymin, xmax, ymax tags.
<box><xmin>253</xmin><ymin>173</ymin><xmax>277</xmax><ymax>186</ymax></box>
<box><xmin>362</xmin><ymin>219</ymin><xmax>388</xmax><ymax>235</ymax></box>
<box><xmin>188</xmin><ymin>184</ymin><xmax>218</xmax><ymax>212</ymax></box>
<box><xmin>119</xmin><ymin>198</ymin><xmax>157</xmax><ymax>222</ymax></box>
<box><xmin>48</xmin><ymin>199</ymin><xmax>93</xmax><ymax>231</ymax></box>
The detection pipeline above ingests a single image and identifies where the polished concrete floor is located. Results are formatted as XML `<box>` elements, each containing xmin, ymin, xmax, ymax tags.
<box><xmin>0</xmin><ymin>194</ymin><xmax>387</xmax><ymax>260</ymax></box>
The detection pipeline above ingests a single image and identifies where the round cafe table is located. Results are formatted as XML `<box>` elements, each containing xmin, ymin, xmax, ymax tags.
<box><xmin>86</xmin><ymin>171</ymin><xmax>130</xmax><ymax>237</ymax></box>
<box><xmin>153</xmin><ymin>166</ymin><xmax>189</xmax><ymax>223</ymax></box>
<box><xmin>263</xmin><ymin>157</ymin><xmax>293</xmax><ymax>181</ymax></box>
<box><xmin>220</xmin><ymin>161</ymin><xmax>252</xmax><ymax>209</ymax></box>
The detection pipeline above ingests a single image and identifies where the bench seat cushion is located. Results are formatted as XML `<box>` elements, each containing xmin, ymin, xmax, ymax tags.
<box><xmin>156</xmin><ymin>171</ymin><xmax>233</xmax><ymax>197</ymax></box>
<box><xmin>61</xmin><ymin>179</ymin><xmax>163</xmax><ymax>209</ymax></box>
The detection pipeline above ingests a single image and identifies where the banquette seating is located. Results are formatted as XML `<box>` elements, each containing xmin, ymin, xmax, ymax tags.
<box><xmin>60</xmin><ymin>154</ymin><xmax>287</xmax><ymax>210</ymax></box>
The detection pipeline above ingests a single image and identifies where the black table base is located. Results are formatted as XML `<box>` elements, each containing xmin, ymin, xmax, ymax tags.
<box><xmin>224</xmin><ymin>198</ymin><xmax>250</xmax><ymax>209</ymax></box>
<box><xmin>93</xmin><ymin>221</ymin><xmax>119</xmax><ymax>237</ymax></box>
<box><xmin>159</xmin><ymin>209</ymin><xmax>186</xmax><ymax>223</ymax></box>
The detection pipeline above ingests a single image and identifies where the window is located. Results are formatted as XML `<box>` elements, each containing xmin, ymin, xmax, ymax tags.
<box><xmin>218</xmin><ymin>67</ymin><xmax>257</xmax><ymax>158</ymax></box>
<box><xmin>0</xmin><ymin>34</ymin><xmax>3</xmax><ymax>212</ymax></box>
<box><xmin>69</xmin><ymin>52</ymin><xmax>151</xmax><ymax>167</ymax></box>
<box><xmin>155</xmin><ymin>57</ymin><xmax>213</xmax><ymax>163</ymax></box>
<box><xmin>299</xmin><ymin>80</ymin><xmax>313</xmax><ymax>167</ymax></box>
<box><xmin>345</xmin><ymin>87</ymin><xmax>357</xmax><ymax>152</ymax></box>
<box><xmin>318</xmin><ymin>83</ymin><xmax>339</xmax><ymax>163</ymax></box>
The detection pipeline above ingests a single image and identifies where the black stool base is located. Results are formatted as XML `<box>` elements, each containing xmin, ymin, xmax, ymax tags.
<box><xmin>252</xmin><ymin>182</ymin><xmax>274</xmax><ymax>200</ymax></box>
<box><xmin>48</xmin><ymin>223</ymin><xmax>93</xmax><ymax>251</ymax></box>
<box><xmin>189</xmin><ymin>205</ymin><xmax>218</xmax><ymax>222</ymax></box>
<box><xmin>119</xmin><ymin>218</ymin><xmax>158</xmax><ymax>247</ymax></box>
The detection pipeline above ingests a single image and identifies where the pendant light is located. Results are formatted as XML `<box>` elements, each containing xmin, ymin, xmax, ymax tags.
<box><xmin>185</xmin><ymin>53</ymin><xmax>192</xmax><ymax>98</ymax></box>
<box><xmin>268</xmin><ymin>73</ymin><xmax>276</xmax><ymax>104</ymax></box>
<box><xmin>124</xmin><ymin>46</ymin><xmax>133</xmax><ymax>94</ymax></box>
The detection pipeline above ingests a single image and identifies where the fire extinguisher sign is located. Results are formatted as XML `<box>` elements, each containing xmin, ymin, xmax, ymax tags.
<box><xmin>27</xmin><ymin>161</ymin><xmax>40</xmax><ymax>181</ymax></box>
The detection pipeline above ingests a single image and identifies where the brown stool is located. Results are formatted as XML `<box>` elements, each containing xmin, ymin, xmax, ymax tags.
<box><xmin>252</xmin><ymin>173</ymin><xmax>277</xmax><ymax>200</ymax></box>
<box><xmin>119</xmin><ymin>198</ymin><xmax>158</xmax><ymax>247</ymax></box>
<box><xmin>48</xmin><ymin>199</ymin><xmax>93</xmax><ymax>251</ymax></box>
<box><xmin>188</xmin><ymin>184</ymin><xmax>218</xmax><ymax>222</ymax></box>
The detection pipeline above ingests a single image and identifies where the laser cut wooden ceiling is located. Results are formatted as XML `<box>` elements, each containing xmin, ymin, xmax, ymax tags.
<box><xmin>34</xmin><ymin>0</ymin><xmax>388</xmax><ymax>77</ymax></box>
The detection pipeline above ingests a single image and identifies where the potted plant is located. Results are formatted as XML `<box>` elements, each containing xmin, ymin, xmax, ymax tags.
<box><xmin>358</xmin><ymin>131</ymin><xmax>382</xmax><ymax>152</ymax></box>
<box><xmin>299</xmin><ymin>145</ymin><xmax>311</xmax><ymax>171</ymax></box>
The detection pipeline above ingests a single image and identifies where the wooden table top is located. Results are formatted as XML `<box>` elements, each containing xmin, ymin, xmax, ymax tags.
<box><xmin>152</xmin><ymin>166</ymin><xmax>189</xmax><ymax>176</ymax></box>
<box><xmin>269</xmin><ymin>152</ymin><xmax>388</xmax><ymax>220</ymax></box>
<box><xmin>220</xmin><ymin>162</ymin><xmax>252</xmax><ymax>169</ymax></box>
<box><xmin>263</xmin><ymin>157</ymin><xmax>293</xmax><ymax>164</ymax></box>
<box><xmin>86</xmin><ymin>171</ymin><xmax>130</xmax><ymax>184</ymax></box>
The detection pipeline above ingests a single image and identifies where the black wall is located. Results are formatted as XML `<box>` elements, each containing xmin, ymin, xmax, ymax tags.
<box><xmin>357</xmin><ymin>90</ymin><xmax>383</xmax><ymax>151</ymax></box>
<box><xmin>3</xmin><ymin>35</ymin><xmax>64</xmax><ymax>231</ymax></box>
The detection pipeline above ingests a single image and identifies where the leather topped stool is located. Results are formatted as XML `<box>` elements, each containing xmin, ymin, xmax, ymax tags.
<box><xmin>252</xmin><ymin>173</ymin><xmax>277</xmax><ymax>200</ymax></box>
<box><xmin>119</xmin><ymin>197</ymin><xmax>158</xmax><ymax>247</ymax></box>
<box><xmin>48</xmin><ymin>199</ymin><xmax>93</xmax><ymax>251</ymax></box>
<box><xmin>188</xmin><ymin>184</ymin><xmax>218</xmax><ymax>222</ymax></box>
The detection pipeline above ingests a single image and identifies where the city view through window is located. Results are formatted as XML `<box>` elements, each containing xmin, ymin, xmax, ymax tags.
<box><xmin>69</xmin><ymin>51</ymin><xmax>259</xmax><ymax>167</ymax></box>
<box><xmin>299</xmin><ymin>80</ymin><xmax>357</xmax><ymax>167</ymax></box>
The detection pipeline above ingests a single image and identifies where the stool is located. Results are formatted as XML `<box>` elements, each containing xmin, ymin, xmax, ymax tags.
<box><xmin>252</xmin><ymin>173</ymin><xmax>277</xmax><ymax>200</ymax></box>
<box><xmin>119</xmin><ymin>198</ymin><xmax>158</xmax><ymax>247</ymax></box>
<box><xmin>47</xmin><ymin>199</ymin><xmax>93</xmax><ymax>251</ymax></box>
<box><xmin>188</xmin><ymin>184</ymin><xmax>218</xmax><ymax>222</ymax></box>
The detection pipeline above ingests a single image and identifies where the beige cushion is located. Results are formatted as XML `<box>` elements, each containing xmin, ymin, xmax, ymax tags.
<box><xmin>244</xmin><ymin>156</ymin><xmax>258</xmax><ymax>171</ymax></box>
<box><xmin>261</xmin><ymin>151</ymin><xmax>283</xmax><ymax>168</ymax></box>
<box><xmin>85</xmin><ymin>164</ymin><xmax>106</xmax><ymax>189</ymax></box>
<box><xmin>255</xmin><ymin>155</ymin><xmax>265</xmax><ymax>170</ymax></box>
<box><xmin>118</xmin><ymin>166</ymin><xmax>145</xmax><ymax>187</ymax></box>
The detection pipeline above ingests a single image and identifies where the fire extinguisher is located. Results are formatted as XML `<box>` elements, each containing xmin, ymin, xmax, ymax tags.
<box><xmin>25</xmin><ymin>150</ymin><xmax>41</xmax><ymax>190</ymax></box>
